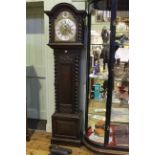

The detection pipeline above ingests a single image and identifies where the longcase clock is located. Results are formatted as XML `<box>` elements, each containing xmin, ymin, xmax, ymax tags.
<box><xmin>45</xmin><ymin>3</ymin><xmax>86</xmax><ymax>145</ymax></box>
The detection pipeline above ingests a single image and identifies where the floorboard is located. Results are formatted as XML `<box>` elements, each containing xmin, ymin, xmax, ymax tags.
<box><xmin>26</xmin><ymin>130</ymin><xmax>128</xmax><ymax>155</ymax></box>
<box><xmin>26</xmin><ymin>130</ymin><xmax>96</xmax><ymax>155</ymax></box>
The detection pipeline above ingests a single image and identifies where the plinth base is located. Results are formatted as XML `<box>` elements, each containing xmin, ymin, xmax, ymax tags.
<box><xmin>51</xmin><ymin>112</ymin><xmax>82</xmax><ymax>146</ymax></box>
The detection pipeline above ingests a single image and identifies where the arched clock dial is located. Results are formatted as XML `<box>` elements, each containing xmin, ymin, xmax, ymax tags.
<box><xmin>55</xmin><ymin>18</ymin><xmax>76</xmax><ymax>41</ymax></box>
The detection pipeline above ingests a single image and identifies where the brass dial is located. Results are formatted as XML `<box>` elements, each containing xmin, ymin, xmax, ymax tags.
<box><xmin>55</xmin><ymin>18</ymin><xmax>76</xmax><ymax>41</ymax></box>
<box><xmin>55</xmin><ymin>11</ymin><xmax>77</xmax><ymax>41</ymax></box>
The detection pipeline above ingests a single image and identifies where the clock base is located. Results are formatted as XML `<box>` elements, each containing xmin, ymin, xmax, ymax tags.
<box><xmin>51</xmin><ymin>137</ymin><xmax>81</xmax><ymax>146</ymax></box>
<box><xmin>51</xmin><ymin>112</ymin><xmax>82</xmax><ymax>146</ymax></box>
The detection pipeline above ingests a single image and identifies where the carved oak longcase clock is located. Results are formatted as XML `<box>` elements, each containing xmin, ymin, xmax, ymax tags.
<box><xmin>45</xmin><ymin>3</ymin><xmax>86</xmax><ymax>145</ymax></box>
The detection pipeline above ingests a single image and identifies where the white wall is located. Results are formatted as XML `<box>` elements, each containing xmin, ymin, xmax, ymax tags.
<box><xmin>26</xmin><ymin>2</ymin><xmax>47</xmax><ymax>119</ymax></box>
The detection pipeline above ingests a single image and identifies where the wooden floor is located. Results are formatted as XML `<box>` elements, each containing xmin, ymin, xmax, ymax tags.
<box><xmin>26</xmin><ymin>130</ymin><xmax>97</xmax><ymax>155</ymax></box>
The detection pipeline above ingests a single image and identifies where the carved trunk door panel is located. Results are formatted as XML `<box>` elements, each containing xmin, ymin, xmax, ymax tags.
<box><xmin>55</xmin><ymin>49</ymin><xmax>80</xmax><ymax>113</ymax></box>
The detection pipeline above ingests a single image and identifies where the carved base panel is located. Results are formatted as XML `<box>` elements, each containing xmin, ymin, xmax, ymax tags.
<box><xmin>52</xmin><ymin>112</ymin><xmax>82</xmax><ymax>145</ymax></box>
